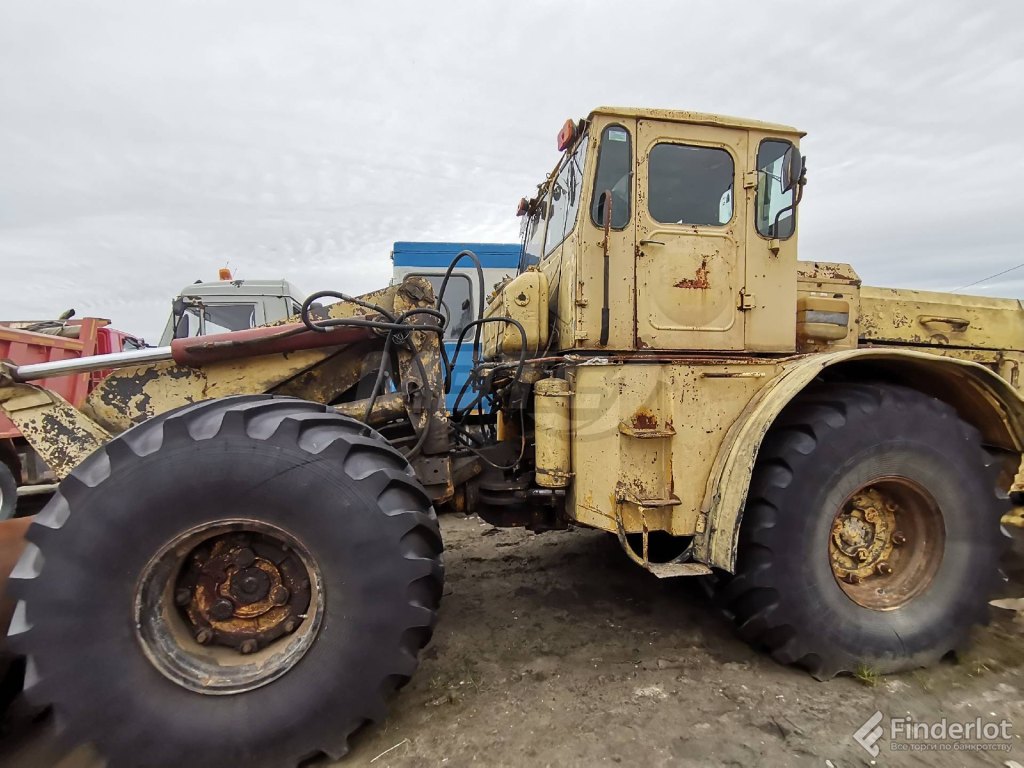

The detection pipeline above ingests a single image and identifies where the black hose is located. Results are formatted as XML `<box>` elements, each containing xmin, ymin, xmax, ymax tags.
<box><xmin>436</xmin><ymin>250</ymin><xmax>486</xmax><ymax>365</ymax></box>
<box><xmin>448</xmin><ymin>317</ymin><xmax>527</xmax><ymax>423</ymax></box>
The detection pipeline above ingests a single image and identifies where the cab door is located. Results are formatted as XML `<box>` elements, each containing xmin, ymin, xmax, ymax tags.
<box><xmin>634</xmin><ymin>121</ymin><xmax>746</xmax><ymax>351</ymax></box>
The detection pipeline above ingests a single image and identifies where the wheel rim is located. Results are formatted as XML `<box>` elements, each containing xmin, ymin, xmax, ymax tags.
<box><xmin>135</xmin><ymin>519</ymin><xmax>324</xmax><ymax>695</ymax></box>
<box><xmin>829</xmin><ymin>477</ymin><xmax>945</xmax><ymax>611</ymax></box>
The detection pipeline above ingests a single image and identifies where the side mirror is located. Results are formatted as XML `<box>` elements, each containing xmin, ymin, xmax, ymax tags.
<box><xmin>781</xmin><ymin>146</ymin><xmax>804</xmax><ymax>192</ymax></box>
<box><xmin>171</xmin><ymin>297</ymin><xmax>185</xmax><ymax>319</ymax></box>
<box><xmin>173</xmin><ymin>312</ymin><xmax>191</xmax><ymax>339</ymax></box>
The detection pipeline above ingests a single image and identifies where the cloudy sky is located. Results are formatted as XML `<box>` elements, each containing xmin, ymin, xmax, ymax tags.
<box><xmin>2</xmin><ymin>1</ymin><xmax>1022</xmax><ymax>341</ymax></box>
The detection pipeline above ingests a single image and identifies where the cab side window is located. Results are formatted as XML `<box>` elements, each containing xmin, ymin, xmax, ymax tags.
<box><xmin>591</xmin><ymin>125</ymin><xmax>631</xmax><ymax>229</ymax></box>
<box><xmin>755</xmin><ymin>139</ymin><xmax>796</xmax><ymax>239</ymax></box>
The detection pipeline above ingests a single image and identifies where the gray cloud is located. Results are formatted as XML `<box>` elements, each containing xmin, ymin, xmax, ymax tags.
<box><xmin>2</xmin><ymin>0</ymin><xmax>1022</xmax><ymax>339</ymax></box>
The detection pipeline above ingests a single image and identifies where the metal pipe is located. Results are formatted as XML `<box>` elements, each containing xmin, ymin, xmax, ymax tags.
<box><xmin>13</xmin><ymin>346</ymin><xmax>174</xmax><ymax>383</ymax></box>
<box><xmin>16</xmin><ymin>483</ymin><xmax>58</xmax><ymax>498</ymax></box>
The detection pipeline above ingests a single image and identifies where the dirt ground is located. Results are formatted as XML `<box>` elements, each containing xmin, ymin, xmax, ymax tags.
<box><xmin>4</xmin><ymin>514</ymin><xmax>1024</xmax><ymax>767</ymax></box>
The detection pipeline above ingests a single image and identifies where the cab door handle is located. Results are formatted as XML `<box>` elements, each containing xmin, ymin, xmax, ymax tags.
<box><xmin>639</xmin><ymin>239</ymin><xmax>665</xmax><ymax>246</ymax></box>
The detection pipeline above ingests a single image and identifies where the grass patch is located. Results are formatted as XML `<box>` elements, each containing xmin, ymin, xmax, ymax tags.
<box><xmin>854</xmin><ymin>663</ymin><xmax>880</xmax><ymax>687</ymax></box>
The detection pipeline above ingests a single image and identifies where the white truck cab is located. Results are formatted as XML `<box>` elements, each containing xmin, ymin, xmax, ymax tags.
<box><xmin>159</xmin><ymin>275</ymin><xmax>306</xmax><ymax>345</ymax></box>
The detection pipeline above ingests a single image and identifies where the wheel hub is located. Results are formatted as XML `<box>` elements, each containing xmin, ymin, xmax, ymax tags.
<box><xmin>177</xmin><ymin>535</ymin><xmax>310</xmax><ymax>653</ymax></box>
<box><xmin>135</xmin><ymin>520</ymin><xmax>324</xmax><ymax>695</ymax></box>
<box><xmin>829</xmin><ymin>488</ymin><xmax>897</xmax><ymax>581</ymax></box>
<box><xmin>829</xmin><ymin>478</ymin><xmax>945</xmax><ymax>611</ymax></box>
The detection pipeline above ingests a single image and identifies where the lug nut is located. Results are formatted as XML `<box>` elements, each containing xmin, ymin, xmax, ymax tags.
<box><xmin>270</xmin><ymin>585</ymin><xmax>290</xmax><ymax>606</ymax></box>
<box><xmin>283</xmin><ymin>618</ymin><xmax>298</xmax><ymax>634</ymax></box>
<box><xmin>232</xmin><ymin>548</ymin><xmax>255</xmax><ymax>568</ymax></box>
<box><xmin>892</xmin><ymin>531</ymin><xmax>907</xmax><ymax>547</ymax></box>
<box><xmin>844</xmin><ymin>573</ymin><xmax>861</xmax><ymax>584</ymax></box>
<box><xmin>195</xmin><ymin>627</ymin><xmax>213</xmax><ymax>645</ymax></box>
<box><xmin>210</xmin><ymin>598</ymin><xmax>235</xmax><ymax>621</ymax></box>
<box><xmin>876</xmin><ymin>561</ymin><xmax>893</xmax><ymax>576</ymax></box>
<box><xmin>239</xmin><ymin>639</ymin><xmax>258</xmax><ymax>655</ymax></box>
<box><xmin>174</xmin><ymin>587</ymin><xmax>192</xmax><ymax>606</ymax></box>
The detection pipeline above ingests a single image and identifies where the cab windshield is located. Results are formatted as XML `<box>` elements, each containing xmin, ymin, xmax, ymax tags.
<box><xmin>519</xmin><ymin>132</ymin><xmax>588</xmax><ymax>271</ymax></box>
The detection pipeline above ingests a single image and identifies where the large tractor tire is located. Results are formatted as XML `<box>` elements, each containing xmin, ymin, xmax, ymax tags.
<box><xmin>0</xmin><ymin>461</ymin><xmax>16</xmax><ymax>521</ymax></box>
<box><xmin>7</xmin><ymin>395</ymin><xmax>443</xmax><ymax>766</ymax></box>
<box><xmin>718</xmin><ymin>383</ymin><xmax>1006</xmax><ymax>679</ymax></box>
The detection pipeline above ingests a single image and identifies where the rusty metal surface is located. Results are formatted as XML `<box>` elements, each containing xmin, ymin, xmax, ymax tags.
<box><xmin>672</xmin><ymin>259</ymin><xmax>711</xmax><ymax>290</ymax></box>
<box><xmin>588</xmin><ymin>106</ymin><xmax>804</xmax><ymax>137</ymax></box>
<box><xmin>829</xmin><ymin>480</ymin><xmax>943</xmax><ymax>611</ymax></box>
<box><xmin>860</xmin><ymin>285</ymin><xmax>1024</xmax><ymax>351</ymax></box>
<box><xmin>270</xmin><ymin>341</ymin><xmax>380</xmax><ymax>402</ymax></box>
<box><xmin>795</xmin><ymin>261</ymin><xmax>862</xmax><ymax>285</ymax></box>
<box><xmin>178</xmin><ymin>533</ymin><xmax>311</xmax><ymax>652</ymax></box>
<box><xmin>569</xmin><ymin>359</ymin><xmax>777</xmax><ymax>538</ymax></box>
<box><xmin>482</xmin><ymin>271</ymin><xmax>549</xmax><ymax>359</ymax></box>
<box><xmin>81</xmin><ymin>352</ymin><xmax>335</xmax><ymax>434</ymax></box>
<box><xmin>829</xmin><ymin>488</ymin><xmax>898</xmax><ymax>583</ymax></box>
<box><xmin>0</xmin><ymin>375</ymin><xmax>111</xmax><ymax>480</ymax></box>
<box><xmin>170</xmin><ymin>323</ymin><xmax>375</xmax><ymax>367</ymax></box>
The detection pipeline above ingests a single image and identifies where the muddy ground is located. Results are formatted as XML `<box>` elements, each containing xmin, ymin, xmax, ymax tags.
<box><xmin>4</xmin><ymin>514</ymin><xmax>1024</xmax><ymax>767</ymax></box>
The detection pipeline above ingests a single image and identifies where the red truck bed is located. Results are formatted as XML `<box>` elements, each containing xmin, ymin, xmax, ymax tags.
<box><xmin>0</xmin><ymin>318</ymin><xmax>133</xmax><ymax>439</ymax></box>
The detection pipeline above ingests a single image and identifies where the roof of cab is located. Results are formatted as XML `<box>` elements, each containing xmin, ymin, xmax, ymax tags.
<box><xmin>176</xmin><ymin>279</ymin><xmax>304</xmax><ymax>299</ymax></box>
<box><xmin>590</xmin><ymin>106</ymin><xmax>805</xmax><ymax>137</ymax></box>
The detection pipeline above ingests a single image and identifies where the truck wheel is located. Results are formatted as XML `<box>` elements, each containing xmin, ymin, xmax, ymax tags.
<box><xmin>719</xmin><ymin>383</ymin><xmax>1006</xmax><ymax>679</ymax></box>
<box><xmin>8</xmin><ymin>395</ymin><xmax>443</xmax><ymax>767</ymax></box>
<box><xmin>0</xmin><ymin>461</ymin><xmax>16</xmax><ymax>520</ymax></box>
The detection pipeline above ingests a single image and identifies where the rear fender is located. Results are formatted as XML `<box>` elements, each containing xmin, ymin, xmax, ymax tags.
<box><xmin>694</xmin><ymin>348</ymin><xmax>1024</xmax><ymax>572</ymax></box>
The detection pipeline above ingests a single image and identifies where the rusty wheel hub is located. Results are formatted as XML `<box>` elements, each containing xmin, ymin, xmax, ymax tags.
<box><xmin>135</xmin><ymin>520</ymin><xmax>324</xmax><ymax>695</ymax></box>
<box><xmin>829</xmin><ymin>478</ymin><xmax>945</xmax><ymax>610</ymax></box>
<box><xmin>829</xmin><ymin>488</ymin><xmax>897</xmax><ymax>581</ymax></box>
<box><xmin>177</xmin><ymin>534</ymin><xmax>311</xmax><ymax>654</ymax></box>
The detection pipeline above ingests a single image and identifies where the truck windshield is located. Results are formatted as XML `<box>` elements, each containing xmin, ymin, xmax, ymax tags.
<box><xmin>178</xmin><ymin>303</ymin><xmax>257</xmax><ymax>337</ymax></box>
<box><xmin>519</xmin><ymin>207</ymin><xmax>545</xmax><ymax>272</ymax></box>
<box><xmin>543</xmin><ymin>133</ymin><xmax>588</xmax><ymax>255</ymax></box>
<box><xmin>519</xmin><ymin>132</ymin><xmax>589</xmax><ymax>271</ymax></box>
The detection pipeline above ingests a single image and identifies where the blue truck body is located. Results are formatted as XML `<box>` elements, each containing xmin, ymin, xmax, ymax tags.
<box><xmin>391</xmin><ymin>242</ymin><xmax>520</xmax><ymax>410</ymax></box>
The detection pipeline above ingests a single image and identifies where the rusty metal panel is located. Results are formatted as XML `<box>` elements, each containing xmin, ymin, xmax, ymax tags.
<box><xmin>569</xmin><ymin>358</ymin><xmax>776</xmax><ymax>537</ymax></box>
<box><xmin>796</xmin><ymin>261</ymin><xmax>862</xmax><ymax>352</ymax></box>
<box><xmin>82</xmin><ymin>350</ymin><xmax>338</xmax><ymax>434</ymax></box>
<box><xmin>482</xmin><ymin>271</ymin><xmax>549</xmax><ymax>358</ymax></box>
<box><xmin>860</xmin><ymin>286</ymin><xmax>1024</xmax><ymax>351</ymax></box>
<box><xmin>588</xmin><ymin>106</ymin><xmax>804</xmax><ymax>138</ymax></box>
<box><xmin>0</xmin><ymin>379</ymin><xmax>110</xmax><ymax>479</ymax></box>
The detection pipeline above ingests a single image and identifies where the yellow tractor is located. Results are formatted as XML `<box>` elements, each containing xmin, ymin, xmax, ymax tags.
<box><xmin>2</xmin><ymin>106</ymin><xmax>1022</xmax><ymax>766</ymax></box>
